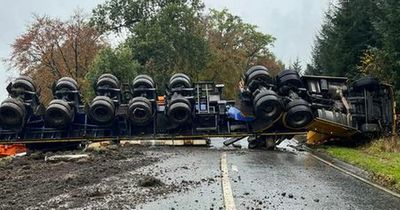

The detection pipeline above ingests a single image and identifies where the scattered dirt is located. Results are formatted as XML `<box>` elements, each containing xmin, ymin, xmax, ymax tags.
<box><xmin>0</xmin><ymin>145</ymin><xmax>182</xmax><ymax>209</ymax></box>
<box><xmin>138</xmin><ymin>175</ymin><xmax>164</xmax><ymax>187</ymax></box>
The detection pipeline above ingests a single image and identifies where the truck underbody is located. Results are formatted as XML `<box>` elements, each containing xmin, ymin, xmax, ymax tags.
<box><xmin>0</xmin><ymin>66</ymin><xmax>396</xmax><ymax>150</ymax></box>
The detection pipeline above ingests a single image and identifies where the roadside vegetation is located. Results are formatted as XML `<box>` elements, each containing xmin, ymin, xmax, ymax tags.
<box><xmin>324</xmin><ymin>137</ymin><xmax>400</xmax><ymax>193</ymax></box>
<box><xmin>6</xmin><ymin>0</ymin><xmax>284</xmax><ymax>103</ymax></box>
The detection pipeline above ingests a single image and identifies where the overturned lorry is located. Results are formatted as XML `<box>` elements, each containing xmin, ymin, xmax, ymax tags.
<box><xmin>0</xmin><ymin>66</ymin><xmax>396</xmax><ymax>148</ymax></box>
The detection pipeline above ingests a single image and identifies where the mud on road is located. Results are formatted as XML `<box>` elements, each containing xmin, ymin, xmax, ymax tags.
<box><xmin>0</xmin><ymin>144</ymin><xmax>196</xmax><ymax>209</ymax></box>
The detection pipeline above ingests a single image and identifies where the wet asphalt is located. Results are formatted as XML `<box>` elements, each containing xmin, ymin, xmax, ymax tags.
<box><xmin>138</xmin><ymin>139</ymin><xmax>400</xmax><ymax>210</ymax></box>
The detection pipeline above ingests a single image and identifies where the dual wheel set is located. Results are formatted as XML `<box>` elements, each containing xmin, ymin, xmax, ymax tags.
<box><xmin>45</xmin><ymin>73</ymin><xmax>196</xmax><ymax>130</ymax></box>
<box><xmin>241</xmin><ymin>66</ymin><xmax>314</xmax><ymax>131</ymax></box>
<box><xmin>0</xmin><ymin>72</ymin><xmax>197</xmax><ymax>131</ymax></box>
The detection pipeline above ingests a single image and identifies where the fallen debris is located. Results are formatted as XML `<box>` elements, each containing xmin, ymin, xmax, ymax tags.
<box><xmin>45</xmin><ymin>154</ymin><xmax>90</xmax><ymax>162</ymax></box>
<box><xmin>138</xmin><ymin>176</ymin><xmax>164</xmax><ymax>187</ymax></box>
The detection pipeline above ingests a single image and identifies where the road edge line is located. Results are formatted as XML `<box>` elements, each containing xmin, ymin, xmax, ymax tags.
<box><xmin>309</xmin><ymin>152</ymin><xmax>400</xmax><ymax>199</ymax></box>
<box><xmin>220</xmin><ymin>152</ymin><xmax>237</xmax><ymax>210</ymax></box>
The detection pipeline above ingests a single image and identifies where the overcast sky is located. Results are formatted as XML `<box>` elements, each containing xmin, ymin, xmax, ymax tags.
<box><xmin>0</xmin><ymin>0</ymin><xmax>330</xmax><ymax>100</ymax></box>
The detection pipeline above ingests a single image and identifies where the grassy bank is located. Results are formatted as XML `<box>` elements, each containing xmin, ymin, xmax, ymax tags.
<box><xmin>323</xmin><ymin>138</ymin><xmax>400</xmax><ymax>193</ymax></box>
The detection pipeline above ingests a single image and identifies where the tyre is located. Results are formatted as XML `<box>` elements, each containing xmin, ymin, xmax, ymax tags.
<box><xmin>96</xmin><ymin>76</ymin><xmax>119</xmax><ymax>89</ymax></box>
<box><xmin>132</xmin><ymin>75</ymin><xmax>155</xmax><ymax>89</ymax></box>
<box><xmin>134</xmin><ymin>75</ymin><xmax>154</xmax><ymax>86</ymax></box>
<box><xmin>253</xmin><ymin>90</ymin><xmax>283</xmax><ymax>121</ymax></box>
<box><xmin>89</xmin><ymin>96</ymin><xmax>115</xmax><ymax>124</ymax></box>
<box><xmin>0</xmin><ymin>98</ymin><xmax>26</xmax><ymax>127</ymax></box>
<box><xmin>246</xmin><ymin>71</ymin><xmax>273</xmax><ymax>93</ymax></box>
<box><xmin>169</xmin><ymin>73</ymin><xmax>192</xmax><ymax>89</ymax></box>
<box><xmin>45</xmin><ymin>99</ymin><xmax>73</xmax><ymax>128</ymax></box>
<box><xmin>169</xmin><ymin>73</ymin><xmax>191</xmax><ymax>84</ymax></box>
<box><xmin>245</xmin><ymin>65</ymin><xmax>268</xmax><ymax>79</ymax></box>
<box><xmin>352</xmin><ymin>76</ymin><xmax>380</xmax><ymax>92</ymax></box>
<box><xmin>55</xmin><ymin>77</ymin><xmax>78</xmax><ymax>91</ymax></box>
<box><xmin>99</xmin><ymin>74</ymin><xmax>119</xmax><ymax>83</ymax></box>
<box><xmin>128</xmin><ymin>97</ymin><xmax>153</xmax><ymax>126</ymax></box>
<box><xmin>276</xmin><ymin>69</ymin><xmax>303</xmax><ymax>94</ymax></box>
<box><xmin>283</xmin><ymin>99</ymin><xmax>314</xmax><ymax>129</ymax></box>
<box><xmin>12</xmin><ymin>76</ymin><xmax>36</xmax><ymax>93</ymax></box>
<box><xmin>245</xmin><ymin>66</ymin><xmax>272</xmax><ymax>86</ymax></box>
<box><xmin>167</xmin><ymin>101</ymin><xmax>191</xmax><ymax>125</ymax></box>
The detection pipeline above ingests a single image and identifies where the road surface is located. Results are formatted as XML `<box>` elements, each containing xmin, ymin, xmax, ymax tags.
<box><xmin>137</xmin><ymin>141</ymin><xmax>400</xmax><ymax>210</ymax></box>
<box><xmin>1</xmin><ymin>139</ymin><xmax>400</xmax><ymax>210</ymax></box>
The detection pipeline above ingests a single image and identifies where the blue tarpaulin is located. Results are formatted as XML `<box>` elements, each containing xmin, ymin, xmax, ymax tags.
<box><xmin>227</xmin><ymin>107</ymin><xmax>255</xmax><ymax>122</ymax></box>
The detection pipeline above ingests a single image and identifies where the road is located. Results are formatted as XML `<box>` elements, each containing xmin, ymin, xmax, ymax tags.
<box><xmin>137</xmin><ymin>139</ymin><xmax>400</xmax><ymax>210</ymax></box>
<box><xmin>2</xmin><ymin>139</ymin><xmax>400</xmax><ymax>210</ymax></box>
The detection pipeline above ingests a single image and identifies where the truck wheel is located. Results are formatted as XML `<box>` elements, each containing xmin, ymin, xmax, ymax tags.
<box><xmin>55</xmin><ymin>77</ymin><xmax>78</xmax><ymax>91</ymax></box>
<box><xmin>45</xmin><ymin>99</ymin><xmax>73</xmax><ymax>128</ymax></box>
<box><xmin>89</xmin><ymin>96</ymin><xmax>115</xmax><ymax>124</ymax></box>
<box><xmin>353</xmin><ymin>76</ymin><xmax>380</xmax><ymax>92</ymax></box>
<box><xmin>128</xmin><ymin>97</ymin><xmax>153</xmax><ymax>126</ymax></box>
<box><xmin>284</xmin><ymin>99</ymin><xmax>313</xmax><ymax>129</ymax></box>
<box><xmin>97</xmin><ymin>75</ymin><xmax>119</xmax><ymax>89</ymax></box>
<box><xmin>170</xmin><ymin>73</ymin><xmax>191</xmax><ymax>84</ymax></box>
<box><xmin>276</xmin><ymin>69</ymin><xmax>303</xmax><ymax>95</ymax></box>
<box><xmin>99</xmin><ymin>74</ymin><xmax>119</xmax><ymax>83</ymax></box>
<box><xmin>169</xmin><ymin>73</ymin><xmax>192</xmax><ymax>89</ymax></box>
<box><xmin>167</xmin><ymin>101</ymin><xmax>191</xmax><ymax>125</ymax></box>
<box><xmin>12</xmin><ymin>76</ymin><xmax>36</xmax><ymax>93</ymax></box>
<box><xmin>253</xmin><ymin>90</ymin><xmax>283</xmax><ymax>121</ymax></box>
<box><xmin>246</xmin><ymin>69</ymin><xmax>273</xmax><ymax>90</ymax></box>
<box><xmin>133</xmin><ymin>75</ymin><xmax>155</xmax><ymax>89</ymax></box>
<box><xmin>0</xmin><ymin>98</ymin><xmax>26</xmax><ymax>127</ymax></box>
<box><xmin>245</xmin><ymin>66</ymin><xmax>272</xmax><ymax>83</ymax></box>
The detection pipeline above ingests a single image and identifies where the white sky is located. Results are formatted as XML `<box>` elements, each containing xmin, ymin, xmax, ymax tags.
<box><xmin>0</xmin><ymin>0</ymin><xmax>330</xmax><ymax>100</ymax></box>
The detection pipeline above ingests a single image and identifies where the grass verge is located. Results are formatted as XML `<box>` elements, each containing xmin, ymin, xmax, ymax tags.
<box><xmin>323</xmin><ymin>138</ymin><xmax>400</xmax><ymax>193</ymax></box>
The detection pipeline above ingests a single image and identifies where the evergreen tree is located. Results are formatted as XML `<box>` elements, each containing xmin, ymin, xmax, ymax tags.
<box><xmin>291</xmin><ymin>57</ymin><xmax>302</xmax><ymax>75</ymax></box>
<box><xmin>311</xmin><ymin>0</ymin><xmax>380</xmax><ymax>79</ymax></box>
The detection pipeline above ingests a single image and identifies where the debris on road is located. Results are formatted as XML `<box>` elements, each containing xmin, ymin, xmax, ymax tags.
<box><xmin>138</xmin><ymin>176</ymin><xmax>164</xmax><ymax>187</ymax></box>
<box><xmin>45</xmin><ymin>154</ymin><xmax>90</xmax><ymax>162</ymax></box>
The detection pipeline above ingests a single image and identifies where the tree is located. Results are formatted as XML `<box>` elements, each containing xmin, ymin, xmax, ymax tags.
<box><xmin>91</xmin><ymin>0</ymin><xmax>205</xmax><ymax>33</ymax></box>
<box><xmin>310</xmin><ymin>0</ymin><xmax>380</xmax><ymax>79</ymax></box>
<box><xmin>92</xmin><ymin>0</ymin><xmax>209</xmax><ymax>90</ymax></box>
<box><xmin>311</xmin><ymin>0</ymin><xmax>400</xmax><ymax>105</ymax></box>
<box><xmin>290</xmin><ymin>57</ymin><xmax>302</xmax><ymax>75</ymax></box>
<box><xmin>84</xmin><ymin>46</ymin><xmax>141</xmax><ymax>102</ymax></box>
<box><xmin>201</xmin><ymin>9</ymin><xmax>280</xmax><ymax>98</ymax></box>
<box><xmin>91</xmin><ymin>1</ymin><xmax>283</xmax><ymax>98</ymax></box>
<box><xmin>373</xmin><ymin>0</ymin><xmax>400</xmax><ymax>94</ymax></box>
<box><xmin>7</xmin><ymin>12</ymin><xmax>106</xmax><ymax>103</ymax></box>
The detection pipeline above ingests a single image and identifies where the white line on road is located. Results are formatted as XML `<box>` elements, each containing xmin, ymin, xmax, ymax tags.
<box><xmin>220</xmin><ymin>152</ymin><xmax>237</xmax><ymax>210</ymax></box>
<box><xmin>310</xmin><ymin>153</ymin><xmax>400</xmax><ymax>199</ymax></box>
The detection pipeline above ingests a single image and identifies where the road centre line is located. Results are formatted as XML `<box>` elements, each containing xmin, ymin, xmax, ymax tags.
<box><xmin>220</xmin><ymin>152</ymin><xmax>237</xmax><ymax>210</ymax></box>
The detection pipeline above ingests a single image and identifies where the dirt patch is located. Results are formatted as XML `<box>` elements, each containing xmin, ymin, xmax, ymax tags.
<box><xmin>0</xmin><ymin>145</ymin><xmax>180</xmax><ymax>209</ymax></box>
<box><xmin>138</xmin><ymin>175</ymin><xmax>164</xmax><ymax>187</ymax></box>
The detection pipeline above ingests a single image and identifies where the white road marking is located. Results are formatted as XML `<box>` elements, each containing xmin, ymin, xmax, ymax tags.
<box><xmin>220</xmin><ymin>152</ymin><xmax>237</xmax><ymax>210</ymax></box>
<box><xmin>310</xmin><ymin>153</ymin><xmax>400</xmax><ymax>199</ymax></box>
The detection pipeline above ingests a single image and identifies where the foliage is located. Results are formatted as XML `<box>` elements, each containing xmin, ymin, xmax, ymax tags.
<box><xmin>91</xmin><ymin>0</ymin><xmax>205</xmax><ymax>33</ymax></box>
<box><xmin>290</xmin><ymin>57</ymin><xmax>302</xmax><ymax>75</ymax></box>
<box><xmin>92</xmin><ymin>0</ymin><xmax>209</xmax><ymax>92</ymax></box>
<box><xmin>325</xmin><ymin>141</ymin><xmax>400</xmax><ymax>192</ymax></box>
<box><xmin>84</xmin><ymin>46</ymin><xmax>141</xmax><ymax>102</ymax></box>
<box><xmin>126</xmin><ymin>1</ymin><xmax>209</xmax><ymax>88</ymax></box>
<box><xmin>7</xmin><ymin>12</ymin><xmax>105</xmax><ymax>104</ymax></box>
<box><xmin>371</xmin><ymin>0</ymin><xmax>400</xmax><ymax>102</ymax></box>
<box><xmin>357</xmin><ymin>48</ymin><xmax>393</xmax><ymax>84</ymax></box>
<box><xmin>91</xmin><ymin>1</ymin><xmax>282</xmax><ymax>99</ymax></box>
<box><xmin>311</xmin><ymin>0</ymin><xmax>400</xmax><ymax>105</ymax></box>
<box><xmin>201</xmin><ymin>9</ymin><xmax>281</xmax><ymax>98</ymax></box>
<box><xmin>310</xmin><ymin>0</ymin><xmax>380</xmax><ymax>79</ymax></box>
